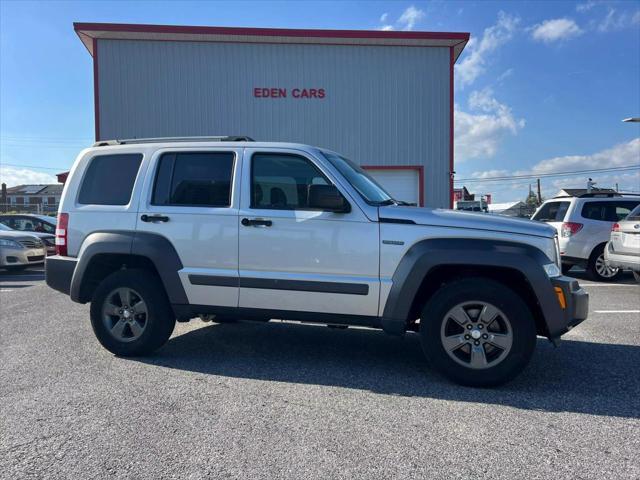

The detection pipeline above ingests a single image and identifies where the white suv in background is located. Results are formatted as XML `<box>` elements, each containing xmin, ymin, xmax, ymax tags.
<box><xmin>532</xmin><ymin>193</ymin><xmax>640</xmax><ymax>281</ymax></box>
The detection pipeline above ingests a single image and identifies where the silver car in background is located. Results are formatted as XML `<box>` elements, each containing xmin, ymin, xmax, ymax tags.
<box><xmin>0</xmin><ymin>228</ymin><xmax>46</xmax><ymax>272</ymax></box>
<box><xmin>605</xmin><ymin>204</ymin><xmax>640</xmax><ymax>283</ymax></box>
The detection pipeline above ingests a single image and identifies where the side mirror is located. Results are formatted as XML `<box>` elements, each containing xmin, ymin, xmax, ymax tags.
<box><xmin>308</xmin><ymin>184</ymin><xmax>350</xmax><ymax>213</ymax></box>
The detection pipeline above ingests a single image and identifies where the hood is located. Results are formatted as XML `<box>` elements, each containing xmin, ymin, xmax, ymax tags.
<box><xmin>379</xmin><ymin>206</ymin><xmax>557</xmax><ymax>238</ymax></box>
<box><xmin>0</xmin><ymin>230</ymin><xmax>43</xmax><ymax>241</ymax></box>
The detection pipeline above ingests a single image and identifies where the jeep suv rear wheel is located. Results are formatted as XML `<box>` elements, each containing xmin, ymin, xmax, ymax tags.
<box><xmin>90</xmin><ymin>269</ymin><xmax>176</xmax><ymax>356</ymax></box>
<box><xmin>420</xmin><ymin>278</ymin><xmax>536</xmax><ymax>387</ymax></box>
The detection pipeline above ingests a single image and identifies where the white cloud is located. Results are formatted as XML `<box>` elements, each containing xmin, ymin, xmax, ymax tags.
<box><xmin>530</xmin><ymin>18</ymin><xmax>583</xmax><ymax>43</ymax></box>
<box><xmin>455</xmin><ymin>12</ymin><xmax>519</xmax><ymax>88</ymax></box>
<box><xmin>398</xmin><ymin>5</ymin><xmax>426</xmax><ymax>31</ymax></box>
<box><xmin>378</xmin><ymin>6</ymin><xmax>425</xmax><ymax>32</ymax></box>
<box><xmin>597</xmin><ymin>8</ymin><xmax>640</xmax><ymax>32</ymax></box>
<box><xmin>530</xmin><ymin>138</ymin><xmax>640</xmax><ymax>174</ymax></box>
<box><xmin>463</xmin><ymin>138</ymin><xmax>640</xmax><ymax>201</ymax></box>
<box><xmin>576</xmin><ymin>1</ymin><xmax>597</xmax><ymax>13</ymax></box>
<box><xmin>455</xmin><ymin>88</ymin><xmax>525</xmax><ymax>162</ymax></box>
<box><xmin>497</xmin><ymin>68</ymin><xmax>514</xmax><ymax>83</ymax></box>
<box><xmin>0</xmin><ymin>165</ymin><xmax>57</xmax><ymax>187</ymax></box>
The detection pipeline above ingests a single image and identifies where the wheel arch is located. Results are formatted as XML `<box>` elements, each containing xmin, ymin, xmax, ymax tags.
<box><xmin>381</xmin><ymin>238</ymin><xmax>561</xmax><ymax>338</ymax></box>
<box><xmin>70</xmin><ymin>231</ymin><xmax>188</xmax><ymax>307</ymax></box>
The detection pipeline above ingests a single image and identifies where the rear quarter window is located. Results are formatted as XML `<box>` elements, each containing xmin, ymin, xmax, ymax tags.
<box><xmin>581</xmin><ymin>201</ymin><xmax>640</xmax><ymax>222</ymax></box>
<box><xmin>532</xmin><ymin>201</ymin><xmax>570</xmax><ymax>222</ymax></box>
<box><xmin>78</xmin><ymin>154</ymin><xmax>143</xmax><ymax>205</ymax></box>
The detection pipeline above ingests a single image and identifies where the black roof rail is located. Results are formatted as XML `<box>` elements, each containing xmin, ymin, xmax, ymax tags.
<box><xmin>93</xmin><ymin>136</ymin><xmax>255</xmax><ymax>146</ymax></box>
<box><xmin>576</xmin><ymin>192</ymin><xmax>621</xmax><ymax>198</ymax></box>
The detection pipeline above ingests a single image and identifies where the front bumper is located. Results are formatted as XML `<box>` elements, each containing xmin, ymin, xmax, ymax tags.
<box><xmin>45</xmin><ymin>255</ymin><xmax>77</xmax><ymax>295</ymax></box>
<box><xmin>1</xmin><ymin>246</ymin><xmax>46</xmax><ymax>267</ymax></box>
<box><xmin>549</xmin><ymin>276</ymin><xmax>589</xmax><ymax>337</ymax></box>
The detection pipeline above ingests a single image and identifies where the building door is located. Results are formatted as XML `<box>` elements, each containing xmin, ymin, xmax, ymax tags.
<box><xmin>137</xmin><ymin>148</ymin><xmax>242</xmax><ymax>307</ymax></box>
<box><xmin>363</xmin><ymin>166</ymin><xmax>423</xmax><ymax>206</ymax></box>
<box><xmin>238</xmin><ymin>148</ymin><xmax>380</xmax><ymax>317</ymax></box>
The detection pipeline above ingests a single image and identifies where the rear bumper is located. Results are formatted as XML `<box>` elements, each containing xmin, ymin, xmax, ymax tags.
<box><xmin>549</xmin><ymin>276</ymin><xmax>589</xmax><ymax>338</ymax></box>
<box><xmin>604</xmin><ymin>242</ymin><xmax>640</xmax><ymax>272</ymax></box>
<box><xmin>45</xmin><ymin>255</ymin><xmax>77</xmax><ymax>295</ymax></box>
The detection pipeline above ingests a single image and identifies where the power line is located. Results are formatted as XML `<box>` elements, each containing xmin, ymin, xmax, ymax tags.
<box><xmin>455</xmin><ymin>165</ymin><xmax>640</xmax><ymax>183</ymax></box>
<box><xmin>0</xmin><ymin>163</ymin><xmax>68</xmax><ymax>171</ymax></box>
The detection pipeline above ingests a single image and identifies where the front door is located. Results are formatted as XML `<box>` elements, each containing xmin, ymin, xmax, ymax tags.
<box><xmin>137</xmin><ymin>148</ymin><xmax>241</xmax><ymax>307</ymax></box>
<box><xmin>238</xmin><ymin>148</ymin><xmax>379</xmax><ymax>317</ymax></box>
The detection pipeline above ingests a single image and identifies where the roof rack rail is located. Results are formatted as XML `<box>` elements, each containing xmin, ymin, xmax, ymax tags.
<box><xmin>93</xmin><ymin>136</ymin><xmax>255</xmax><ymax>147</ymax></box>
<box><xmin>575</xmin><ymin>192</ymin><xmax>622</xmax><ymax>198</ymax></box>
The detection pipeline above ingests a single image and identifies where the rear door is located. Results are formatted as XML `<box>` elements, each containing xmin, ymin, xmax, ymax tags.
<box><xmin>237</xmin><ymin>148</ymin><xmax>380</xmax><ymax>317</ymax></box>
<box><xmin>137</xmin><ymin>148</ymin><xmax>242</xmax><ymax>307</ymax></box>
<box><xmin>581</xmin><ymin>200</ymin><xmax>640</xmax><ymax>246</ymax></box>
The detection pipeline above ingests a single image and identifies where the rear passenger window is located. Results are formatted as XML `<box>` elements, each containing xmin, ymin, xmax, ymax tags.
<box><xmin>152</xmin><ymin>152</ymin><xmax>234</xmax><ymax>207</ymax></box>
<box><xmin>581</xmin><ymin>201</ymin><xmax>640</xmax><ymax>222</ymax></box>
<box><xmin>78</xmin><ymin>154</ymin><xmax>143</xmax><ymax>205</ymax></box>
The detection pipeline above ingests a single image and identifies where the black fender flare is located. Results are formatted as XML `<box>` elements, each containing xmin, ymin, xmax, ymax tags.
<box><xmin>380</xmin><ymin>238</ymin><xmax>563</xmax><ymax>337</ymax></box>
<box><xmin>70</xmin><ymin>231</ymin><xmax>188</xmax><ymax>305</ymax></box>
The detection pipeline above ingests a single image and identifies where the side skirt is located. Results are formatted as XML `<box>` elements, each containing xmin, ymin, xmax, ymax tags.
<box><xmin>172</xmin><ymin>304</ymin><xmax>383</xmax><ymax>329</ymax></box>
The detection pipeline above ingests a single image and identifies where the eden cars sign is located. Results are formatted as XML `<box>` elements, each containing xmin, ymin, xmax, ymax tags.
<box><xmin>253</xmin><ymin>87</ymin><xmax>326</xmax><ymax>99</ymax></box>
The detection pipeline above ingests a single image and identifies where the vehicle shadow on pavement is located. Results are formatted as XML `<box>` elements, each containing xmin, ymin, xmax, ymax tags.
<box><xmin>132</xmin><ymin>321</ymin><xmax>640</xmax><ymax>419</ymax></box>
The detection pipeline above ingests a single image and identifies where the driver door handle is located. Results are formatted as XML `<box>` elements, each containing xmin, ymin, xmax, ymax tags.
<box><xmin>140</xmin><ymin>214</ymin><xmax>170</xmax><ymax>223</ymax></box>
<box><xmin>241</xmin><ymin>218</ymin><xmax>272</xmax><ymax>227</ymax></box>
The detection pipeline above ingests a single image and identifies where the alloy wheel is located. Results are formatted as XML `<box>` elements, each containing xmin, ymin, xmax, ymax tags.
<box><xmin>595</xmin><ymin>254</ymin><xmax>619</xmax><ymax>279</ymax></box>
<box><xmin>101</xmin><ymin>287</ymin><xmax>148</xmax><ymax>342</ymax></box>
<box><xmin>440</xmin><ymin>301</ymin><xmax>513</xmax><ymax>370</ymax></box>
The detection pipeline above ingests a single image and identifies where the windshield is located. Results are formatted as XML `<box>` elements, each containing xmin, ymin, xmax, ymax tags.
<box><xmin>321</xmin><ymin>151</ymin><xmax>394</xmax><ymax>205</ymax></box>
<box><xmin>0</xmin><ymin>223</ymin><xmax>11</xmax><ymax>231</ymax></box>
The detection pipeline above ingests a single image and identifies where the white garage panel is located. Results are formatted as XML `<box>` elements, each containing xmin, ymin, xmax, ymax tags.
<box><xmin>364</xmin><ymin>167</ymin><xmax>421</xmax><ymax>206</ymax></box>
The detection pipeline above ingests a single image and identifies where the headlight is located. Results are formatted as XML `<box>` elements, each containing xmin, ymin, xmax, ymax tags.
<box><xmin>543</xmin><ymin>263</ymin><xmax>562</xmax><ymax>278</ymax></box>
<box><xmin>0</xmin><ymin>238</ymin><xmax>23</xmax><ymax>249</ymax></box>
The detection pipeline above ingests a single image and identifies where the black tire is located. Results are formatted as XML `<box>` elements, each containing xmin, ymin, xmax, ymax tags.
<box><xmin>587</xmin><ymin>244</ymin><xmax>622</xmax><ymax>282</ymax></box>
<box><xmin>90</xmin><ymin>269</ymin><xmax>176</xmax><ymax>356</ymax></box>
<box><xmin>420</xmin><ymin>278</ymin><xmax>537</xmax><ymax>387</ymax></box>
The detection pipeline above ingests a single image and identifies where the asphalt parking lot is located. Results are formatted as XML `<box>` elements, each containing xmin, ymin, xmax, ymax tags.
<box><xmin>1</xmin><ymin>267</ymin><xmax>639</xmax><ymax>479</ymax></box>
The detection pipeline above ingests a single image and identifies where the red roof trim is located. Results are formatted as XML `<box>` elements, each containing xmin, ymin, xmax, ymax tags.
<box><xmin>73</xmin><ymin>22</ymin><xmax>469</xmax><ymax>42</ymax></box>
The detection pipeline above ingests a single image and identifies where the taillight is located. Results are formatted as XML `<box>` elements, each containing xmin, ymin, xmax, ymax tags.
<box><xmin>55</xmin><ymin>213</ymin><xmax>69</xmax><ymax>256</ymax></box>
<box><xmin>561</xmin><ymin>222</ymin><xmax>583</xmax><ymax>237</ymax></box>
<box><xmin>612</xmin><ymin>223</ymin><xmax>620</xmax><ymax>232</ymax></box>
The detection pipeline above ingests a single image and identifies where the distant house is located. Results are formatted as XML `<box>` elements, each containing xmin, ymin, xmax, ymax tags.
<box><xmin>4</xmin><ymin>184</ymin><xmax>63</xmax><ymax>212</ymax></box>
<box><xmin>487</xmin><ymin>201</ymin><xmax>528</xmax><ymax>217</ymax></box>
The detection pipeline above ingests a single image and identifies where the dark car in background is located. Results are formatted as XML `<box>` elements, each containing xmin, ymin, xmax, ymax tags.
<box><xmin>0</xmin><ymin>214</ymin><xmax>57</xmax><ymax>234</ymax></box>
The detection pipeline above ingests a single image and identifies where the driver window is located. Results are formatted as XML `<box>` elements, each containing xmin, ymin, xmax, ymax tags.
<box><xmin>251</xmin><ymin>153</ymin><xmax>329</xmax><ymax>210</ymax></box>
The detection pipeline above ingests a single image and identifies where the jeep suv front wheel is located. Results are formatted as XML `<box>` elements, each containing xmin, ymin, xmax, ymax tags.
<box><xmin>420</xmin><ymin>278</ymin><xmax>536</xmax><ymax>387</ymax></box>
<box><xmin>90</xmin><ymin>269</ymin><xmax>176</xmax><ymax>356</ymax></box>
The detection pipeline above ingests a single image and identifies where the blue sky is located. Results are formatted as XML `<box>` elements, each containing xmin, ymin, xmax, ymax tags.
<box><xmin>1</xmin><ymin>0</ymin><xmax>639</xmax><ymax>202</ymax></box>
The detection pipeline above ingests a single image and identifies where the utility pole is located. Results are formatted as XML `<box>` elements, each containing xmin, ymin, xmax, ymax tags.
<box><xmin>616</xmin><ymin>183</ymin><xmax>619</xmax><ymax>192</ymax></box>
<box><xmin>536</xmin><ymin>178</ymin><xmax>542</xmax><ymax>205</ymax></box>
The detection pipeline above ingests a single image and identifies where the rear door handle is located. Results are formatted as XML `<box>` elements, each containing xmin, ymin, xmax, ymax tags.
<box><xmin>140</xmin><ymin>214</ymin><xmax>169</xmax><ymax>223</ymax></box>
<box><xmin>241</xmin><ymin>218</ymin><xmax>272</xmax><ymax>227</ymax></box>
